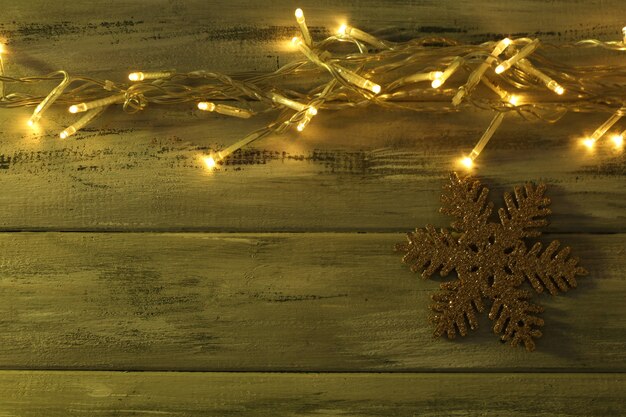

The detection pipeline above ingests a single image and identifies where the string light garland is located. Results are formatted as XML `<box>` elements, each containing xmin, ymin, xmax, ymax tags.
<box><xmin>0</xmin><ymin>9</ymin><xmax>624</xmax><ymax>170</ymax></box>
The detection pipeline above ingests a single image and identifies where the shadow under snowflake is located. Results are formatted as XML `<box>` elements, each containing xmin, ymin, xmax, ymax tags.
<box><xmin>396</xmin><ymin>172</ymin><xmax>588</xmax><ymax>351</ymax></box>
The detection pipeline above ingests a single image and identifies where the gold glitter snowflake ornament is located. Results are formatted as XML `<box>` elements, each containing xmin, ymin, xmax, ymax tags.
<box><xmin>396</xmin><ymin>173</ymin><xmax>587</xmax><ymax>351</ymax></box>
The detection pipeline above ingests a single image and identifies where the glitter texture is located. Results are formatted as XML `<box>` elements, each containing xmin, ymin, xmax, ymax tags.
<box><xmin>396</xmin><ymin>173</ymin><xmax>588</xmax><ymax>351</ymax></box>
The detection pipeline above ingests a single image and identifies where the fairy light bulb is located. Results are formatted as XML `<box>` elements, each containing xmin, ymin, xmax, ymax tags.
<box><xmin>206</xmin><ymin>130</ymin><xmax>268</xmax><ymax>168</ymax></box>
<box><xmin>203</xmin><ymin>156</ymin><xmax>217</xmax><ymax>169</ymax></box>
<box><xmin>28</xmin><ymin>70</ymin><xmax>71</xmax><ymax>127</ymax></box>
<box><xmin>507</xmin><ymin>95</ymin><xmax>520</xmax><ymax>106</ymax></box>
<box><xmin>550</xmin><ymin>81</ymin><xmax>565</xmax><ymax>95</ymax></box>
<box><xmin>460</xmin><ymin>156</ymin><xmax>474</xmax><ymax>169</ymax></box>
<box><xmin>296</xmin><ymin>107</ymin><xmax>318</xmax><ymax>132</ymax></box>
<box><xmin>335</xmin><ymin>23</ymin><xmax>388</xmax><ymax>49</ymax></box>
<box><xmin>582</xmin><ymin>138</ymin><xmax>595</xmax><ymax>149</ymax></box>
<box><xmin>68</xmin><ymin>93</ymin><xmax>125</xmax><ymax>114</ymax></box>
<box><xmin>270</xmin><ymin>92</ymin><xmax>310</xmax><ymax>112</ymax></box>
<box><xmin>581</xmin><ymin>108</ymin><xmax>625</xmax><ymax>147</ymax></box>
<box><xmin>401</xmin><ymin>71</ymin><xmax>443</xmax><ymax>85</ymax></box>
<box><xmin>334</xmin><ymin>65</ymin><xmax>381</xmax><ymax>94</ymax></box>
<box><xmin>294</xmin><ymin>8</ymin><xmax>313</xmax><ymax>45</ymax></box>
<box><xmin>453</xmin><ymin>38</ymin><xmax>511</xmax><ymax>106</ymax></box>
<box><xmin>460</xmin><ymin>112</ymin><xmax>505</xmax><ymax>168</ymax></box>
<box><xmin>59</xmin><ymin>106</ymin><xmax>109</xmax><ymax>139</ymax></box>
<box><xmin>611</xmin><ymin>132</ymin><xmax>624</xmax><ymax>148</ymax></box>
<box><xmin>296</xmin><ymin>118</ymin><xmax>309</xmax><ymax>132</ymax></box>
<box><xmin>515</xmin><ymin>59</ymin><xmax>564</xmax><ymax>95</ymax></box>
<box><xmin>197</xmin><ymin>101</ymin><xmax>252</xmax><ymax>118</ymax></box>
<box><xmin>431</xmin><ymin>57</ymin><xmax>462</xmax><ymax>88</ymax></box>
<box><xmin>197</xmin><ymin>102</ymin><xmax>215</xmax><ymax>111</ymax></box>
<box><xmin>128</xmin><ymin>71</ymin><xmax>173</xmax><ymax>82</ymax></box>
<box><xmin>495</xmin><ymin>39</ymin><xmax>540</xmax><ymax>74</ymax></box>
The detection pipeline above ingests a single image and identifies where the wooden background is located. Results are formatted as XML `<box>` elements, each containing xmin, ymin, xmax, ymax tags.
<box><xmin>0</xmin><ymin>0</ymin><xmax>625</xmax><ymax>415</ymax></box>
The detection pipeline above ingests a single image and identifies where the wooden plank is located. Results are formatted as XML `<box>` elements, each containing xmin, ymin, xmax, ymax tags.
<box><xmin>1</xmin><ymin>1</ymin><xmax>625</xmax><ymax>232</ymax></box>
<box><xmin>3</xmin><ymin>0</ymin><xmax>625</xmax><ymax>78</ymax></box>
<box><xmin>0</xmin><ymin>232</ymin><xmax>623</xmax><ymax>371</ymax></box>
<box><xmin>0</xmin><ymin>371</ymin><xmax>623</xmax><ymax>417</ymax></box>
<box><xmin>1</xmin><ymin>107</ymin><xmax>625</xmax><ymax>232</ymax></box>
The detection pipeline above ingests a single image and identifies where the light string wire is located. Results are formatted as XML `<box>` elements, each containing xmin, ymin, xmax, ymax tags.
<box><xmin>0</xmin><ymin>10</ymin><xmax>624</xmax><ymax>169</ymax></box>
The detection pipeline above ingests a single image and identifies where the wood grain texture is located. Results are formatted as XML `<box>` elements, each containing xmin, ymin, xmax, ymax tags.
<box><xmin>3</xmin><ymin>0</ymin><xmax>625</xmax><ymax>76</ymax></box>
<box><xmin>0</xmin><ymin>232</ymin><xmax>623</xmax><ymax>371</ymax></box>
<box><xmin>0</xmin><ymin>1</ymin><xmax>624</xmax><ymax>412</ymax></box>
<box><xmin>0</xmin><ymin>371</ymin><xmax>624</xmax><ymax>417</ymax></box>
<box><xmin>1</xmin><ymin>107</ymin><xmax>625</xmax><ymax>232</ymax></box>
<box><xmin>0</xmin><ymin>1</ymin><xmax>624</xmax><ymax>232</ymax></box>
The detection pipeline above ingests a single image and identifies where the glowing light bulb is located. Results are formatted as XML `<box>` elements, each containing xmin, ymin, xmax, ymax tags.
<box><xmin>495</xmin><ymin>39</ymin><xmax>540</xmax><ymax>74</ymax></box>
<box><xmin>28</xmin><ymin>70</ymin><xmax>71</xmax><ymax>127</ymax></box>
<box><xmin>203</xmin><ymin>156</ymin><xmax>217</xmax><ymax>169</ymax></box>
<box><xmin>508</xmin><ymin>95</ymin><xmax>520</xmax><ymax>106</ymax></box>
<box><xmin>581</xmin><ymin>108</ymin><xmax>625</xmax><ymax>147</ymax></box>
<box><xmin>197</xmin><ymin>101</ymin><xmax>252</xmax><ymax>118</ymax></box>
<box><xmin>334</xmin><ymin>65</ymin><xmax>381</xmax><ymax>94</ymax></box>
<box><xmin>197</xmin><ymin>102</ymin><xmax>214</xmax><ymax>111</ymax></box>
<box><xmin>294</xmin><ymin>8</ymin><xmax>313</xmax><ymax>45</ymax></box>
<box><xmin>335</xmin><ymin>23</ymin><xmax>388</xmax><ymax>49</ymax></box>
<box><xmin>207</xmin><ymin>130</ymin><xmax>267</xmax><ymax>167</ymax></box>
<box><xmin>59</xmin><ymin>106</ymin><xmax>108</xmax><ymax>139</ymax></box>
<box><xmin>271</xmin><ymin>92</ymin><xmax>310</xmax><ymax>112</ymax></box>
<box><xmin>460</xmin><ymin>156</ymin><xmax>474</xmax><ymax>169</ymax></box>
<box><xmin>554</xmin><ymin>85</ymin><xmax>565</xmax><ymax>95</ymax></box>
<box><xmin>433</xmin><ymin>71</ymin><xmax>443</xmax><ymax>79</ymax></box>
<box><xmin>622</xmin><ymin>26</ymin><xmax>626</xmax><ymax>44</ymax></box>
<box><xmin>59</xmin><ymin>127</ymin><xmax>75</xmax><ymax>139</ymax></box>
<box><xmin>460</xmin><ymin>112</ymin><xmax>505</xmax><ymax>167</ymax></box>
<box><xmin>582</xmin><ymin>138</ymin><xmax>595</xmax><ymax>149</ymax></box>
<box><xmin>431</xmin><ymin>57</ymin><xmax>462</xmax><ymax>88</ymax></box>
<box><xmin>611</xmin><ymin>133</ymin><xmax>624</xmax><ymax>148</ymax></box>
<box><xmin>295</xmin><ymin>107</ymin><xmax>318</xmax><ymax>132</ymax></box>
<box><xmin>515</xmin><ymin>59</ymin><xmax>564</xmax><ymax>96</ymax></box>
<box><xmin>128</xmin><ymin>71</ymin><xmax>173</xmax><ymax>82</ymax></box>
<box><xmin>68</xmin><ymin>93</ymin><xmax>125</xmax><ymax>114</ymax></box>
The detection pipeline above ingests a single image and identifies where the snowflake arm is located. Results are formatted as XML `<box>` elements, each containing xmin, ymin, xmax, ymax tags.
<box><xmin>514</xmin><ymin>240</ymin><xmax>588</xmax><ymax>295</ymax></box>
<box><xmin>498</xmin><ymin>183</ymin><xmax>551</xmax><ymax>239</ymax></box>
<box><xmin>488</xmin><ymin>286</ymin><xmax>544</xmax><ymax>351</ymax></box>
<box><xmin>440</xmin><ymin>173</ymin><xmax>493</xmax><ymax>232</ymax></box>
<box><xmin>431</xmin><ymin>279</ymin><xmax>485</xmax><ymax>338</ymax></box>
<box><xmin>396</xmin><ymin>225</ymin><xmax>459</xmax><ymax>277</ymax></box>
